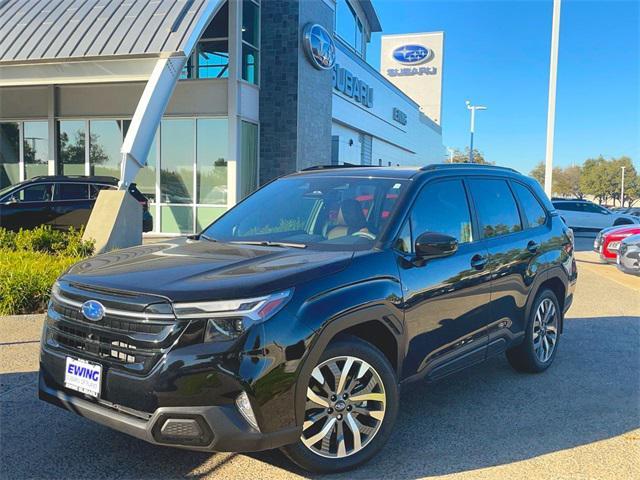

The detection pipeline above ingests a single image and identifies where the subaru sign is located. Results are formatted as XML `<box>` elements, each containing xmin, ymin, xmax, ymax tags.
<box><xmin>303</xmin><ymin>23</ymin><xmax>336</xmax><ymax>70</ymax></box>
<box><xmin>81</xmin><ymin>300</ymin><xmax>105</xmax><ymax>322</ymax></box>
<box><xmin>392</xmin><ymin>45</ymin><xmax>433</xmax><ymax>65</ymax></box>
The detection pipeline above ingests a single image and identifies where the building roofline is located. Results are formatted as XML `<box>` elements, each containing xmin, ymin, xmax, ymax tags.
<box><xmin>357</xmin><ymin>1</ymin><xmax>383</xmax><ymax>33</ymax></box>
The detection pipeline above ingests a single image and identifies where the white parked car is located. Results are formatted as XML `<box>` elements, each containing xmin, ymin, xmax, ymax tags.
<box><xmin>552</xmin><ymin>199</ymin><xmax>640</xmax><ymax>232</ymax></box>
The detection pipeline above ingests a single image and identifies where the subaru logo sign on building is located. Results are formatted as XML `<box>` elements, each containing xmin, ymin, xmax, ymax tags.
<box><xmin>380</xmin><ymin>32</ymin><xmax>445</xmax><ymax>125</ymax></box>
<box><xmin>303</xmin><ymin>23</ymin><xmax>336</xmax><ymax>70</ymax></box>
<box><xmin>392</xmin><ymin>45</ymin><xmax>434</xmax><ymax>65</ymax></box>
<box><xmin>81</xmin><ymin>300</ymin><xmax>105</xmax><ymax>321</ymax></box>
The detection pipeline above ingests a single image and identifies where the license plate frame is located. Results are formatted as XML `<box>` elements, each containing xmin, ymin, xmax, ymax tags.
<box><xmin>64</xmin><ymin>356</ymin><xmax>102</xmax><ymax>398</ymax></box>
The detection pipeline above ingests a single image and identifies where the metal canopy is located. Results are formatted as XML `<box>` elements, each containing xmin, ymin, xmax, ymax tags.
<box><xmin>0</xmin><ymin>0</ymin><xmax>225</xmax><ymax>189</ymax></box>
<box><xmin>0</xmin><ymin>0</ymin><xmax>212</xmax><ymax>64</ymax></box>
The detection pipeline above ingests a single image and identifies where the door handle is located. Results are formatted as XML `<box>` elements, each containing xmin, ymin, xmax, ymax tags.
<box><xmin>526</xmin><ymin>241</ymin><xmax>540</xmax><ymax>254</ymax></box>
<box><xmin>470</xmin><ymin>254</ymin><xmax>488</xmax><ymax>270</ymax></box>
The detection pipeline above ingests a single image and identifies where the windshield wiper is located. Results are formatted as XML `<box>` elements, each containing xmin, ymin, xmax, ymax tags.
<box><xmin>230</xmin><ymin>240</ymin><xmax>307</xmax><ymax>249</ymax></box>
<box><xmin>199</xmin><ymin>234</ymin><xmax>218</xmax><ymax>242</ymax></box>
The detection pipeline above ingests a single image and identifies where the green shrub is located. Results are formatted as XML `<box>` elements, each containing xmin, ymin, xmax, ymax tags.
<box><xmin>0</xmin><ymin>250</ymin><xmax>82</xmax><ymax>315</ymax></box>
<box><xmin>0</xmin><ymin>226</ymin><xmax>94</xmax><ymax>257</ymax></box>
<box><xmin>0</xmin><ymin>227</ymin><xmax>94</xmax><ymax>315</ymax></box>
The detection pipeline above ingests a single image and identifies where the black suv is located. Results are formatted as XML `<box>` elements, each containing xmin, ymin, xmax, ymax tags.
<box><xmin>39</xmin><ymin>165</ymin><xmax>576</xmax><ymax>473</ymax></box>
<box><xmin>0</xmin><ymin>176</ymin><xmax>153</xmax><ymax>232</ymax></box>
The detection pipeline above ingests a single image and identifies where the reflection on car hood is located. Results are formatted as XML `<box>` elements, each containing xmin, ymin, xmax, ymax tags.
<box><xmin>63</xmin><ymin>238</ymin><xmax>354</xmax><ymax>302</ymax></box>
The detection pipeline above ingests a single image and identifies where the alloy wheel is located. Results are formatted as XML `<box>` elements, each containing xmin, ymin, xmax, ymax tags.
<box><xmin>301</xmin><ymin>356</ymin><xmax>386</xmax><ymax>458</ymax></box>
<box><xmin>533</xmin><ymin>298</ymin><xmax>558</xmax><ymax>363</ymax></box>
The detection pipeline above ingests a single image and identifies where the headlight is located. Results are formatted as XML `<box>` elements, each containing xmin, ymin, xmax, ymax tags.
<box><xmin>173</xmin><ymin>289</ymin><xmax>293</xmax><ymax>342</ymax></box>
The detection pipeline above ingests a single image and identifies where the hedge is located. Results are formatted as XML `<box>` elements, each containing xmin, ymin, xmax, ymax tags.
<box><xmin>0</xmin><ymin>227</ymin><xmax>94</xmax><ymax>315</ymax></box>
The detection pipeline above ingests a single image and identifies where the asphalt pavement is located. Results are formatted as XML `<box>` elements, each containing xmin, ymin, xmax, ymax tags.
<box><xmin>1</xmin><ymin>242</ymin><xmax>638</xmax><ymax>480</ymax></box>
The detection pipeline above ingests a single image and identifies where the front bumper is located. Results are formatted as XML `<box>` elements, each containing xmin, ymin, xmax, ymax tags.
<box><xmin>39</xmin><ymin>368</ymin><xmax>300</xmax><ymax>452</ymax></box>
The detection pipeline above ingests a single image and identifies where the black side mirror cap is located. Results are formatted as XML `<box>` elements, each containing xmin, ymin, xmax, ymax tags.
<box><xmin>415</xmin><ymin>232</ymin><xmax>458</xmax><ymax>259</ymax></box>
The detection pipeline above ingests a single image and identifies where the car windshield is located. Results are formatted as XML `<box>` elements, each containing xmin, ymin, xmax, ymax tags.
<box><xmin>202</xmin><ymin>176</ymin><xmax>408</xmax><ymax>250</ymax></box>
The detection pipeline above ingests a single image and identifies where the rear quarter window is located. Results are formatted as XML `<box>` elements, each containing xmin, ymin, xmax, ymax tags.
<box><xmin>512</xmin><ymin>182</ymin><xmax>547</xmax><ymax>228</ymax></box>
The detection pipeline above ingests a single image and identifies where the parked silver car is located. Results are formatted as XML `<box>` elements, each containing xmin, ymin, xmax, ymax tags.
<box><xmin>617</xmin><ymin>233</ymin><xmax>640</xmax><ymax>275</ymax></box>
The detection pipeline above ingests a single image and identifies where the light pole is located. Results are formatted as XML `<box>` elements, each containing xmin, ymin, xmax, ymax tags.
<box><xmin>466</xmin><ymin>100</ymin><xmax>487</xmax><ymax>163</ymax></box>
<box><xmin>446</xmin><ymin>147</ymin><xmax>454</xmax><ymax>163</ymax></box>
<box><xmin>621</xmin><ymin>166</ymin><xmax>626</xmax><ymax>207</ymax></box>
<box><xmin>544</xmin><ymin>0</ymin><xmax>562</xmax><ymax>197</ymax></box>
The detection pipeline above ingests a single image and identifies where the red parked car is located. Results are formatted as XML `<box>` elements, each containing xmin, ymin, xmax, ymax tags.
<box><xmin>594</xmin><ymin>225</ymin><xmax>640</xmax><ymax>262</ymax></box>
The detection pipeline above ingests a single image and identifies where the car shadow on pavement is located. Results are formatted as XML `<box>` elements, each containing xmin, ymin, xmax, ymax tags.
<box><xmin>1</xmin><ymin>315</ymin><xmax>638</xmax><ymax>480</ymax></box>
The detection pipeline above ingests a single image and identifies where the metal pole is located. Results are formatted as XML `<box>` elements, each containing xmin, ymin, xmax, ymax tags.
<box><xmin>544</xmin><ymin>0</ymin><xmax>562</xmax><ymax>197</ymax></box>
<box><xmin>469</xmin><ymin>107</ymin><xmax>475</xmax><ymax>163</ymax></box>
<box><xmin>621</xmin><ymin>166</ymin><xmax>626</xmax><ymax>207</ymax></box>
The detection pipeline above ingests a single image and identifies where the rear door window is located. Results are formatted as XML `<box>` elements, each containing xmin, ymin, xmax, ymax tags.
<box><xmin>17</xmin><ymin>183</ymin><xmax>53</xmax><ymax>202</ymax></box>
<box><xmin>469</xmin><ymin>179</ymin><xmax>522</xmax><ymax>238</ymax></box>
<box><xmin>55</xmin><ymin>183</ymin><xmax>89</xmax><ymax>201</ymax></box>
<box><xmin>512</xmin><ymin>182</ymin><xmax>547</xmax><ymax>228</ymax></box>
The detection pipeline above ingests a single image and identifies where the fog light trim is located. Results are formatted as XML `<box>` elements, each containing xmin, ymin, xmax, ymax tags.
<box><xmin>236</xmin><ymin>391</ymin><xmax>260</xmax><ymax>431</ymax></box>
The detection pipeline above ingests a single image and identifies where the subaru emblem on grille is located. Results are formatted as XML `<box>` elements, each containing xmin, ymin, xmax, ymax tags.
<box><xmin>81</xmin><ymin>300</ymin><xmax>105</xmax><ymax>322</ymax></box>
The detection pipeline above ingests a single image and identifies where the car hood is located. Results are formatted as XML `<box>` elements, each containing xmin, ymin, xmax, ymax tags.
<box><xmin>62</xmin><ymin>238</ymin><xmax>354</xmax><ymax>302</ymax></box>
<box><xmin>605</xmin><ymin>225</ymin><xmax>640</xmax><ymax>239</ymax></box>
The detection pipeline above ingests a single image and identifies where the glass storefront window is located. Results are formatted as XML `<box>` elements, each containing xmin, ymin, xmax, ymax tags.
<box><xmin>161</xmin><ymin>205</ymin><xmax>193</xmax><ymax>234</ymax></box>
<box><xmin>196</xmin><ymin>206</ymin><xmax>226</xmax><ymax>231</ymax></box>
<box><xmin>89</xmin><ymin>120</ymin><xmax>124</xmax><ymax>179</ymax></box>
<box><xmin>134</xmin><ymin>130</ymin><xmax>157</xmax><ymax>203</ymax></box>
<box><xmin>241</xmin><ymin>0</ymin><xmax>259</xmax><ymax>84</ymax></box>
<box><xmin>242</xmin><ymin>0</ymin><xmax>259</xmax><ymax>46</ymax></box>
<box><xmin>0</xmin><ymin>122</ymin><xmax>20</xmax><ymax>188</ymax></box>
<box><xmin>23</xmin><ymin>121</ymin><xmax>49</xmax><ymax>180</ymax></box>
<box><xmin>58</xmin><ymin>121</ymin><xmax>86</xmax><ymax>176</ymax></box>
<box><xmin>182</xmin><ymin>2</ymin><xmax>229</xmax><ymax>80</ymax></box>
<box><xmin>240</xmin><ymin>121</ymin><xmax>258</xmax><ymax>199</ymax></box>
<box><xmin>336</xmin><ymin>0</ymin><xmax>364</xmax><ymax>56</ymax></box>
<box><xmin>160</xmin><ymin>119</ymin><xmax>195</xmax><ymax>205</ymax></box>
<box><xmin>197</xmin><ymin>40</ymin><xmax>229</xmax><ymax>78</ymax></box>
<box><xmin>197</xmin><ymin>118</ymin><xmax>228</xmax><ymax>205</ymax></box>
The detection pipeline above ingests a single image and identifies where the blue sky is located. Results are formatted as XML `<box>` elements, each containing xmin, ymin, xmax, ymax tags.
<box><xmin>366</xmin><ymin>0</ymin><xmax>640</xmax><ymax>174</ymax></box>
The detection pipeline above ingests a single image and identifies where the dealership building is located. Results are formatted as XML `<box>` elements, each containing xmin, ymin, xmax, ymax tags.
<box><xmin>0</xmin><ymin>0</ymin><xmax>444</xmax><ymax>235</ymax></box>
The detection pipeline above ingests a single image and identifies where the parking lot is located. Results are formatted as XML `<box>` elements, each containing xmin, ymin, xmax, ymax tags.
<box><xmin>1</xmin><ymin>239</ymin><xmax>638</xmax><ymax>480</ymax></box>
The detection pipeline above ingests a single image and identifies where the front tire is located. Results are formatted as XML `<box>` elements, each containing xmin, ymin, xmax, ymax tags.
<box><xmin>281</xmin><ymin>336</ymin><xmax>398</xmax><ymax>473</ymax></box>
<box><xmin>506</xmin><ymin>289</ymin><xmax>561</xmax><ymax>373</ymax></box>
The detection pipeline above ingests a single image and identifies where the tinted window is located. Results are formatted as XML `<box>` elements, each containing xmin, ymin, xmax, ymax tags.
<box><xmin>583</xmin><ymin>202</ymin><xmax>608</xmax><ymax>214</ymax></box>
<box><xmin>395</xmin><ymin>220</ymin><xmax>412</xmax><ymax>253</ymax></box>
<box><xmin>552</xmin><ymin>201</ymin><xmax>577</xmax><ymax>212</ymax></box>
<box><xmin>512</xmin><ymin>182</ymin><xmax>547</xmax><ymax>228</ymax></box>
<box><xmin>18</xmin><ymin>183</ymin><xmax>53</xmax><ymax>202</ymax></box>
<box><xmin>55</xmin><ymin>183</ymin><xmax>88</xmax><ymax>201</ymax></box>
<box><xmin>469</xmin><ymin>179</ymin><xmax>522</xmax><ymax>238</ymax></box>
<box><xmin>89</xmin><ymin>184</ymin><xmax>114</xmax><ymax>200</ymax></box>
<box><xmin>411</xmin><ymin>180</ymin><xmax>473</xmax><ymax>244</ymax></box>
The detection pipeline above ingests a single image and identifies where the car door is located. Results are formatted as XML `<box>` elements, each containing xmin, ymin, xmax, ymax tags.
<box><xmin>0</xmin><ymin>183</ymin><xmax>54</xmax><ymax>230</ymax></box>
<box><xmin>396</xmin><ymin>178</ymin><xmax>492</xmax><ymax>381</ymax></box>
<box><xmin>554</xmin><ymin>201</ymin><xmax>581</xmax><ymax>229</ymax></box>
<box><xmin>50</xmin><ymin>183</ymin><xmax>92</xmax><ymax>229</ymax></box>
<box><xmin>584</xmin><ymin>203</ymin><xmax>613</xmax><ymax>229</ymax></box>
<box><xmin>467</xmin><ymin>178</ymin><xmax>543</xmax><ymax>347</ymax></box>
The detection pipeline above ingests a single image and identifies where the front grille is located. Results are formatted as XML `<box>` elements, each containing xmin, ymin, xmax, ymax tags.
<box><xmin>45</xmin><ymin>284</ymin><xmax>187</xmax><ymax>374</ymax></box>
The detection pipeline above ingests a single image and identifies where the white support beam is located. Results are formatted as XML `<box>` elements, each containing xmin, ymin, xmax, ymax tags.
<box><xmin>118</xmin><ymin>55</ymin><xmax>187</xmax><ymax>188</ymax></box>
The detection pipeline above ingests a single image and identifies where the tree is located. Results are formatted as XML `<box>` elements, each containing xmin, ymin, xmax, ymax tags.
<box><xmin>449</xmin><ymin>147</ymin><xmax>492</xmax><ymax>164</ymax></box>
<box><xmin>580</xmin><ymin>156</ymin><xmax>609</xmax><ymax>204</ymax></box>
<box><xmin>555</xmin><ymin>165</ymin><xmax>583</xmax><ymax>199</ymax></box>
<box><xmin>529</xmin><ymin>161</ymin><xmax>564</xmax><ymax>197</ymax></box>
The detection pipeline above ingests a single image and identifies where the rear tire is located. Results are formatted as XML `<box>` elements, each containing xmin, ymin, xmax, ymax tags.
<box><xmin>281</xmin><ymin>336</ymin><xmax>398</xmax><ymax>473</ymax></box>
<box><xmin>506</xmin><ymin>289</ymin><xmax>561</xmax><ymax>373</ymax></box>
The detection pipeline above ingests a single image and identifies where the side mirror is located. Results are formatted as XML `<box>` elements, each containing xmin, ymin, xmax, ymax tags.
<box><xmin>415</xmin><ymin>232</ymin><xmax>458</xmax><ymax>259</ymax></box>
<box><xmin>5</xmin><ymin>195</ymin><xmax>17</xmax><ymax>205</ymax></box>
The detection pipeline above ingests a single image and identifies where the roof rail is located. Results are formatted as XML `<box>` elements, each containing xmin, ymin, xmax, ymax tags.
<box><xmin>301</xmin><ymin>163</ymin><xmax>377</xmax><ymax>171</ymax></box>
<box><xmin>29</xmin><ymin>175</ymin><xmax>118</xmax><ymax>182</ymax></box>
<box><xmin>420</xmin><ymin>163</ymin><xmax>519</xmax><ymax>173</ymax></box>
